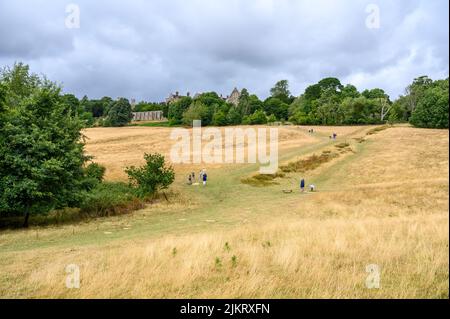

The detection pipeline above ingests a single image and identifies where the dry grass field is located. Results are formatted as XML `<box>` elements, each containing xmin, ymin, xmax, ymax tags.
<box><xmin>0</xmin><ymin>124</ymin><xmax>448</xmax><ymax>298</ymax></box>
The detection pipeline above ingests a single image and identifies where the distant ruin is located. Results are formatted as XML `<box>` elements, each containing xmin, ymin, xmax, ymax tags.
<box><xmin>132</xmin><ymin>111</ymin><xmax>165</xmax><ymax>121</ymax></box>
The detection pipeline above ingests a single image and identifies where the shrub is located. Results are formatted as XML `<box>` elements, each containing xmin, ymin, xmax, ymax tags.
<box><xmin>85</xmin><ymin>163</ymin><xmax>106</xmax><ymax>182</ymax></box>
<box><xmin>80</xmin><ymin>182</ymin><xmax>143</xmax><ymax>217</ymax></box>
<box><xmin>125</xmin><ymin>153</ymin><xmax>175</xmax><ymax>198</ymax></box>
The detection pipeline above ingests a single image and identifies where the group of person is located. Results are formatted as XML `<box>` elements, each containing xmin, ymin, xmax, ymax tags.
<box><xmin>187</xmin><ymin>169</ymin><xmax>208</xmax><ymax>186</ymax></box>
<box><xmin>300</xmin><ymin>178</ymin><xmax>315</xmax><ymax>192</ymax></box>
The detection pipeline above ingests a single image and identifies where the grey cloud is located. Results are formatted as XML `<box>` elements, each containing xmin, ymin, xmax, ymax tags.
<box><xmin>0</xmin><ymin>0</ymin><xmax>448</xmax><ymax>101</ymax></box>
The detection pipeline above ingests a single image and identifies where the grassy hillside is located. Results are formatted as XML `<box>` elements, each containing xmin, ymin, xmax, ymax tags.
<box><xmin>0</xmin><ymin>125</ymin><xmax>448</xmax><ymax>298</ymax></box>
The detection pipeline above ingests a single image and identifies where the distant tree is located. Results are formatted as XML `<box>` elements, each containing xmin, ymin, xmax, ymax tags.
<box><xmin>263</xmin><ymin>97</ymin><xmax>289</xmax><ymax>120</ymax></box>
<box><xmin>410</xmin><ymin>78</ymin><xmax>449</xmax><ymax>128</ymax></box>
<box><xmin>405</xmin><ymin>76</ymin><xmax>433</xmax><ymax>114</ymax></box>
<box><xmin>238</xmin><ymin>88</ymin><xmax>250</xmax><ymax>115</ymax></box>
<box><xmin>168</xmin><ymin>96</ymin><xmax>192</xmax><ymax>124</ymax></box>
<box><xmin>341</xmin><ymin>84</ymin><xmax>360</xmax><ymax>99</ymax></box>
<box><xmin>104</xmin><ymin>98</ymin><xmax>132</xmax><ymax>127</ymax></box>
<box><xmin>317</xmin><ymin>77</ymin><xmax>343</xmax><ymax>95</ymax></box>
<box><xmin>212</xmin><ymin>109</ymin><xmax>228</xmax><ymax>126</ymax></box>
<box><xmin>270</xmin><ymin>80</ymin><xmax>293</xmax><ymax>104</ymax></box>
<box><xmin>182</xmin><ymin>101</ymin><xmax>213</xmax><ymax>126</ymax></box>
<box><xmin>226</xmin><ymin>107</ymin><xmax>242</xmax><ymax>125</ymax></box>
<box><xmin>249</xmin><ymin>109</ymin><xmax>268</xmax><ymax>125</ymax></box>
<box><xmin>125</xmin><ymin>153</ymin><xmax>175</xmax><ymax>198</ymax></box>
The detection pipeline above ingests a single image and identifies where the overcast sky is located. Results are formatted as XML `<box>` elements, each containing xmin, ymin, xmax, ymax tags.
<box><xmin>0</xmin><ymin>0</ymin><xmax>448</xmax><ymax>101</ymax></box>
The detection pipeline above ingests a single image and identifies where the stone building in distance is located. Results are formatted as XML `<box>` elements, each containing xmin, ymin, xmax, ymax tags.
<box><xmin>226</xmin><ymin>87</ymin><xmax>241</xmax><ymax>106</ymax></box>
<box><xmin>165</xmin><ymin>88</ymin><xmax>241</xmax><ymax>106</ymax></box>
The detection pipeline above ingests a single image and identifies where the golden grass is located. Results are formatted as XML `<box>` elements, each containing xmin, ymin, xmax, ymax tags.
<box><xmin>1</xmin><ymin>214</ymin><xmax>447</xmax><ymax>298</ymax></box>
<box><xmin>0</xmin><ymin>125</ymin><xmax>448</xmax><ymax>298</ymax></box>
<box><xmin>83</xmin><ymin>125</ymin><xmax>318</xmax><ymax>180</ymax></box>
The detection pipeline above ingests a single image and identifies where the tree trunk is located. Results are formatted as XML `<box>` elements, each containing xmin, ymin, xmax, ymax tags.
<box><xmin>23</xmin><ymin>208</ymin><xmax>30</xmax><ymax>228</ymax></box>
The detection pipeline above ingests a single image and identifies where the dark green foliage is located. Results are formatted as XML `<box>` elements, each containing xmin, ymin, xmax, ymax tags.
<box><xmin>80</xmin><ymin>182</ymin><xmax>144</xmax><ymax>217</ymax></box>
<box><xmin>125</xmin><ymin>153</ymin><xmax>175</xmax><ymax>198</ymax></box>
<box><xmin>410</xmin><ymin>78</ymin><xmax>449</xmax><ymax>128</ymax></box>
<box><xmin>212</xmin><ymin>109</ymin><xmax>228</xmax><ymax>126</ymax></box>
<box><xmin>104</xmin><ymin>98</ymin><xmax>133</xmax><ymax>127</ymax></box>
<box><xmin>264</xmin><ymin>97</ymin><xmax>289</xmax><ymax>120</ymax></box>
<box><xmin>226</xmin><ymin>107</ymin><xmax>242</xmax><ymax>125</ymax></box>
<box><xmin>182</xmin><ymin>101</ymin><xmax>214</xmax><ymax>126</ymax></box>
<box><xmin>243</xmin><ymin>109</ymin><xmax>267</xmax><ymax>125</ymax></box>
<box><xmin>270</xmin><ymin>80</ymin><xmax>294</xmax><ymax>104</ymax></box>
<box><xmin>0</xmin><ymin>64</ymin><xmax>89</xmax><ymax>226</ymax></box>
<box><xmin>168</xmin><ymin>96</ymin><xmax>192</xmax><ymax>124</ymax></box>
<box><xmin>85</xmin><ymin>163</ymin><xmax>106</xmax><ymax>182</ymax></box>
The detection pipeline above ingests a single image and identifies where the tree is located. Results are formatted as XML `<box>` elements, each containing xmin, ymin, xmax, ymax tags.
<box><xmin>104</xmin><ymin>98</ymin><xmax>132</xmax><ymax>127</ymax></box>
<box><xmin>341</xmin><ymin>84</ymin><xmax>360</xmax><ymax>99</ymax></box>
<box><xmin>168</xmin><ymin>96</ymin><xmax>192</xmax><ymax>124</ymax></box>
<box><xmin>226</xmin><ymin>107</ymin><xmax>242</xmax><ymax>125</ymax></box>
<box><xmin>0</xmin><ymin>62</ymin><xmax>41</xmax><ymax>107</ymax></box>
<box><xmin>249</xmin><ymin>109</ymin><xmax>268</xmax><ymax>125</ymax></box>
<box><xmin>317</xmin><ymin>77</ymin><xmax>343</xmax><ymax>95</ymax></box>
<box><xmin>212</xmin><ymin>109</ymin><xmax>228</xmax><ymax>126</ymax></box>
<box><xmin>410</xmin><ymin>78</ymin><xmax>449</xmax><ymax>128</ymax></box>
<box><xmin>182</xmin><ymin>101</ymin><xmax>213</xmax><ymax>126</ymax></box>
<box><xmin>125</xmin><ymin>153</ymin><xmax>175</xmax><ymax>198</ymax></box>
<box><xmin>263</xmin><ymin>97</ymin><xmax>289</xmax><ymax>120</ymax></box>
<box><xmin>270</xmin><ymin>80</ymin><xmax>292</xmax><ymax>104</ymax></box>
<box><xmin>0</xmin><ymin>64</ymin><xmax>89</xmax><ymax>227</ymax></box>
<box><xmin>405</xmin><ymin>76</ymin><xmax>433</xmax><ymax>114</ymax></box>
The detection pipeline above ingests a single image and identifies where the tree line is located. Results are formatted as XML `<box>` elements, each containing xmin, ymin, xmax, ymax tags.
<box><xmin>61</xmin><ymin>71</ymin><xmax>447</xmax><ymax>129</ymax></box>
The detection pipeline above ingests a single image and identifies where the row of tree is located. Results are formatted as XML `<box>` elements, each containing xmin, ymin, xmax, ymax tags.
<box><xmin>165</xmin><ymin>76</ymin><xmax>448</xmax><ymax>128</ymax></box>
<box><xmin>3</xmin><ymin>63</ymin><xmax>447</xmax><ymax>130</ymax></box>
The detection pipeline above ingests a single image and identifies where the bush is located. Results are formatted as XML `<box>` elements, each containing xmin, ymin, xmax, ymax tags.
<box><xmin>85</xmin><ymin>162</ymin><xmax>106</xmax><ymax>182</ymax></box>
<box><xmin>80</xmin><ymin>182</ymin><xmax>144</xmax><ymax>217</ymax></box>
<box><xmin>212</xmin><ymin>110</ymin><xmax>228</xmax><ymax>126</ymax></box>
<box><xmin>249</xmin><ymin>110</ymin><xmax>268</xmax><ymax>125</ymax></box>
<box><xmin>267</xmin><ymin>114</ymin><xmax>277</xmax><ymax>123</ymax></box>
<box><xmin>125</xmin><ymin>153</ymin><xmax>175</xmax><ymax>198</ymax></box>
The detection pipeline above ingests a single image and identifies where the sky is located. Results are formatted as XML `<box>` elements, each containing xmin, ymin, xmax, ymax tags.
<box><xmin>0</xmin><ymin>0</ymin><xmax>448</xmax><ymax>102</ymax></box>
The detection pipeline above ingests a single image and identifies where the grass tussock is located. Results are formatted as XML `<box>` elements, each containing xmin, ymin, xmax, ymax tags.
<box><xmin>366</xmin><ymin>125</ymin><xmax>389</xmax><ymax>136</ymax></box>
<box><xmin>280</xmin><ymin>151</ymin><xmax>339</xmax><ymax>173</ymax></box>
<box><xmin>241</xmin><ymin>172</ymin><xmax>286</xmax><ymax>187</ymax></box>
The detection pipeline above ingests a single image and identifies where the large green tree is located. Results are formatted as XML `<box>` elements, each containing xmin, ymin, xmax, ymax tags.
<box><xmin>410</xmin><ymin>78</ymin><xmax>449</xmax><ymax>128</ymax></box>
<box><xmin>0</xmin><ymin>64</ymin><xmax>89</xmax><ymax>227</ymax></box>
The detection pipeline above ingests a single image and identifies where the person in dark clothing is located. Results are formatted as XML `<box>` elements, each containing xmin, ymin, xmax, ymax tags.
<box><xmin>202</xmin><ymin>172</ymin><xmax>208</xmax><ymax>186</ymax></box>
<box><xmin>300</xmin><ymin>178</ymin><xmax>305</xmax><ymax>192</ymax></box>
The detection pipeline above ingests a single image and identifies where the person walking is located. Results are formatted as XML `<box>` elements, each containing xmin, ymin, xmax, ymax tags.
<box><xmin>300</xmin><ymin>178</ymin><xmax>305</xmax><ymax>192</ymax></box>
<box><xmin>202</xmin><ymin>171</ymin><xmax>208</xmax><ymax>186</ymax></box>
